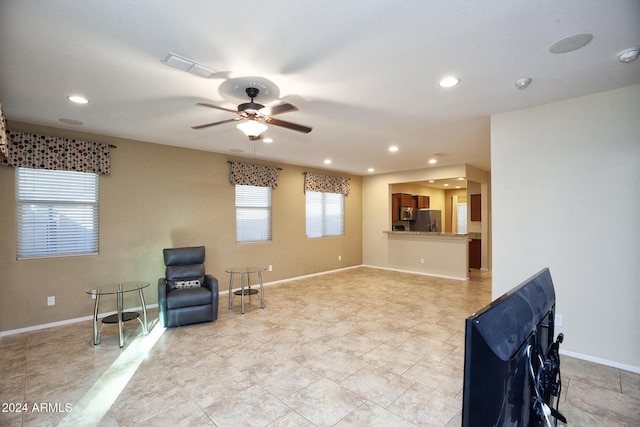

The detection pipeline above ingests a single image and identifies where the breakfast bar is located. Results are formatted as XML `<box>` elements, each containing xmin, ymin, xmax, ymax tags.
<box><xmin>383</xmin><ymin>231</ymin><xmax>469</xmax><ymax>280</ymax></box>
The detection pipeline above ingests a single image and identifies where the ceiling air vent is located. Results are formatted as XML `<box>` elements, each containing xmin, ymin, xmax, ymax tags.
<box><xmin>162</xmin><ymin>53</ymin><xmax>216</xmax><ymax>78</ymax></box>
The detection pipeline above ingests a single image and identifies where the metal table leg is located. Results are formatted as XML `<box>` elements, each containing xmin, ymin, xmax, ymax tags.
<box><xmin>138</xmin><ymin>287</ymin><xmax>148</xmax><ymax>335</ymax></box>
<box><xmin>117</xmin><ymin>289</ymin><xmax>124</xmax><ymax>348</ymax></box>
<box><xmin>258</xmin><ymin>270</ymin><xmax>265</xmax><ymax>309</ymax></box>
<box><xmin>92</xmin><ymin>293</ymin><xmax>101</xmax><ymax>345</ymax></box>
<box><xmin>228</xmin><ymin>272</ymin><xmax>234</xmax><ymax>309</ymax></box>
<box><xmin>241</xmin><ymin>271</ymin><xmax>246</xmax><ymax>314</ymax></box>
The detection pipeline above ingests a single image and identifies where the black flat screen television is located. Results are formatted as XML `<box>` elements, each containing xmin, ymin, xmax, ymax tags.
<box><xmin>462</xmin><ymin>267</ymin><xmax>565</xmax><ymax>426</ymax></box>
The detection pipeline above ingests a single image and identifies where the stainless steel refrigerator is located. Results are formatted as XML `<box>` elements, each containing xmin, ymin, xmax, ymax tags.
<box><xmin>411</xmin><ymin>209</ymin><xmax>441</xmax><ymax>232</ymax></box>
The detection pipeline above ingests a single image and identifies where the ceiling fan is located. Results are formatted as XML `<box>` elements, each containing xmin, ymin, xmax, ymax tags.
<box><xmin>192</xmin><ymin>87</ymin><xmax>312</xmax><ymax>139</ymax></box>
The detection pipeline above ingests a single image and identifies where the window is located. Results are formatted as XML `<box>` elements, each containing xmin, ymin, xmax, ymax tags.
<box><xmin>235</xmin><ymin>185</ymin><xmax>272</xmax><ymax>243</ymax></box>
<box><xmin>306</xmin><ymin>191</ymin><xmax>344</xmax><ymax>238</ymax></box>
<box><xmin>16</xmin><ymin>167</ymin><xmax>99</xmax><ymax>259</ymax></box>
<box><xmin>457</xmin><ymin>202</ymin><xmax>468</xmax><ymax>234</ymax></box>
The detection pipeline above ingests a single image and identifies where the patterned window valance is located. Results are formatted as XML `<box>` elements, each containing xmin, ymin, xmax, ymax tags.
<box><xmin>304</xmin><ymin>172</ymin><xmax>350</xmax><ymax>195</ymax></box>
<box><xmin>0</xmin><ymin>103</ymin><xmax>7</xmax><ymax>159</ymax></box>
<box><xmin>229</xmin><ymin>161</ymin><xmax>279</xmax><ymax>188</ymax></box>
<box><xmin>1</xmin><ymin>130</ymin><xmax>111</xmax><ymax>174</ymax></box>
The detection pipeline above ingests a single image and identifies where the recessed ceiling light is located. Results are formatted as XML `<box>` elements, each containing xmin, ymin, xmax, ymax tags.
<box><xmin>549</xmin><ymin>33</ymin><xmax>593</xmax><ymax>54</ymax></box>
<box><xmin>428</xmin><ymin>180</ymin><xmax>435</xmax><ymax>183</ymax></box>
<box><xmin>262</xmin><ymin>138</ymin><xmax>273</xmax><ymax>143</ymax></box>
<box><xmin>324</xmin><ymin>159</ymin><xmax>332</xmax><ymax>164</ymax></box>
<box><xmin>439</xmin><ymin>76</ymin><xmax>460</xmax><ymax>88</ymax></box>
<box><xmin>428</xmin><ymin>159</ymin><xmax>437</xmax><ymax>164</ymax></box>
<box><xmin>457</xmin><ymin>177</ymin><xmax>464</xmax><ymax>181</ymax></box>
<box><xmin>514</xmin><ymin>78</ymin><xmax>532</xmax><ymax>89</ymax></box>
<box><xmin>618</xmin><ymin>48</ymin><xmax>640</xmax><ymax>63</ymax></box>
<box><xmin>443</xmin><ymin>183</ymin><xmax>449</xmax><ymax>187</ymax></box>
<box><xmin>367</xmin><ymin>168</ymin><xmax>375</xmax><ymax>173</ymax></box>
<box><xmin>388</xmin><ymin>145</ymin><xmax>399</xmax><ymax>152</ymax></box>
<box><xmin>67</xmin><ymin>95</ymin><xmax>88</xmax><ymax>104</ymax></box>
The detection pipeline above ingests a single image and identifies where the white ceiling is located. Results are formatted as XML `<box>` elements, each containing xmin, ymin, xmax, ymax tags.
<box><xmin>1</xmin><ymin>1</ymin><xmax>639</xmax><ymax>176</ymax></box>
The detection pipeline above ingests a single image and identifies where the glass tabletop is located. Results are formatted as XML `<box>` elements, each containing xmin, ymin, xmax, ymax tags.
<box><xmin>86</xmin><ymin>281</ymin><xmax>150</xmax><ymax>296</ymax></box>
<box><xmin>225</xmin><ymin>266</ymin><xmax>267</xmax><ymax>274</ymax></box>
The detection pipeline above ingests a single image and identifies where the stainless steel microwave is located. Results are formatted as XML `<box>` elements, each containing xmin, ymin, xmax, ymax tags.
<box><xmin>400</xmin><ymin>207</ymin><xmax>413</xmax><ymax>220</ymax></box>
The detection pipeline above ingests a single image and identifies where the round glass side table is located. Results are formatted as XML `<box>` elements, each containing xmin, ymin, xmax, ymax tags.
<box><xmin>225</xmin><ymin>267</ymin><xmax>266</xmax><ymax>314</ymax></box>
<box><xmin>86</xmin><ymin>281</ymin><xmax>149</xmax><ymax>348</ymax></box>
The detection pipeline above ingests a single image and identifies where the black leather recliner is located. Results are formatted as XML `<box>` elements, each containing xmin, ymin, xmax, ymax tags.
<box><xmin>158</xmin><ymin>246</ymin><xmax>219</xmax><ymax>327</ymax></box>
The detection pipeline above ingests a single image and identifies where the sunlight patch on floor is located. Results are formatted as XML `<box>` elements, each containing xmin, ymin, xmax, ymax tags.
<box><xmin>58</xmin><ymin>325</ymin><xmax>165</xmax><ymax>426</ymax></box>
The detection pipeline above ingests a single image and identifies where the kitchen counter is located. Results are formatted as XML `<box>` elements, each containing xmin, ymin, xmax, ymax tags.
<box><xmin>384</xmin><ymin>231</ymin><xmax>469</xmax><ymax>239</ymax></box>
<box><xmin>383</xmin><ymin>230</ymin><xmax>469</xmax><ymax>280</ymax></box>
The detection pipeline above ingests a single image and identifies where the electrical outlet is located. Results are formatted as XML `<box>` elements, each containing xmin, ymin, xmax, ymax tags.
<box><xmin>47</xmin><ymin>296</ymin><xmax>55</xmax><ymax>306</ymax></box>
<box><xmin>338</xmin><ymin>255</ymin><xmax>342</xmax><ymax>261</ymax></box>
<box><xmin>420</xmin><ymin>258</ymin><xmax>425</xmax><ymax>264</ymax></box>
<box><xmin>555</xmin><ymin>314</ymin><xmax>563</xmax><ymax>327</ymax></box>
<box><xmin>268</xmin><ymin>265</ymin><xmax>273</xmax><ymax>272</ymax></box>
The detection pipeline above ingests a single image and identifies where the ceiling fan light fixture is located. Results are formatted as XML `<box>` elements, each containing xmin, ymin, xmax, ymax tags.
<box><xmin>237</xmin><ymin>120</ymin><xmax>268</xmax><ymax>138</ymax></box>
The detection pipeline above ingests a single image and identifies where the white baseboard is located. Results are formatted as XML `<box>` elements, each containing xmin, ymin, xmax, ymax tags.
<box><xmin>560</xmin><ymin>349</ymin><xmax>640</xmax><ymax>374</ymax></box>
<box><xmin>361</xmin><ymin>264</ymin><xmax>469</xmax><ymax>281</ymax></box>
<box><xmin>227</xmin><ymin>264</ymin><xmax>363</xmax><ymax>291</ymax></box>
<box><xmin>1</xmin><ymin>266</ymin><xmax>365</xmax><ymax>337</ymax></box>
<box><xmin>0</xmin><ymin>304</ymin><xmax>159</xmax><ymax>337</ymax></box>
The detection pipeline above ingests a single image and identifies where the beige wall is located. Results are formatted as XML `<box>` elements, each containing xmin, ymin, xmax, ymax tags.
<box><xmin>0</xmin><ymin>122</ymin><xmax>362</xmax><ymax>332</ymax></box>
<box><xmin>492</xmin><ymin>84</ymin><xmax>640</xmax><ymax>371</ymax></box>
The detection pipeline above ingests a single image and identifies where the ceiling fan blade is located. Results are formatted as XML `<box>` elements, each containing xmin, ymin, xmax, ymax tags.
<box><xmin>265</xmin><ymin>102</ymin><xmax>298</xmax><ymax>115</ymax></box>
<box><xmin>264</xmin><ymin>117</ymin><xmax>312</xmax><ymax>133</ymax></box>
<box><xmin>191</xmin><ymin>118</ymin><xmax>240</xmax><ymax>130</ymax></box>
<box><xmin>196</xmin><ymin>102</ymin><xmax>238</xmax><ymax>113</ymax></box>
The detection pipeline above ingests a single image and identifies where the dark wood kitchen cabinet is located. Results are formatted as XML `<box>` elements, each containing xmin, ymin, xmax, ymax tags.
<box><xmin>399</xmin><ymin>193</ymin><xmax>413</xmax><ymax>206</ymax></box>
<box><xmin>392</xmin><ymin>193</ymin><xmax>414</xmax><ymax>221</ymax></box>
<box><xmin>413</xmin><ymin>195</ymin><xmax>430</xmax><ymax>209</ymax></box>
<box><xmin>470</xmin><ymin>194</ymin><xmax>481</xmax><ymax>221</ymax></box>
<box><xmin>392</xmin><ymin>193</ymin><xmax>429</xmax><ymax>221</ymax></box>
<box><xmin>391</xmin><ymin>193</ymin><xmax>401</xmax><ymax>221</ymax></box>
<box><xmin>469</xmin><ymin>239</ymin><xmax>481</xmax><ymax>269</ymax></box>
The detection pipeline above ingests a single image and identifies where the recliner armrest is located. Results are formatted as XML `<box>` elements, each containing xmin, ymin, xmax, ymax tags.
<box><xmin>203</xmin><ymin>274</ymin><xmax>219</xmax><ymax>296</ymax></box>
<box><xmin>158</xmin><ymin>278</ymin><xmax>168</xmax><ymax>327</ymax></box>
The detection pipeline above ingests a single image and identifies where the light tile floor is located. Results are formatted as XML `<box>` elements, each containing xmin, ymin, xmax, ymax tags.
<box><xmin>0</xmin><ymin>268</ymin><xmax>638</xmax><ymax>426</ymax></box>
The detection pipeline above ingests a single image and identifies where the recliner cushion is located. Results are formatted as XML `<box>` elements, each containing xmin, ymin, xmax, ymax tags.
<box><xmin>163</xmin><ymin>246</ymin><xmax>205</xmax><ymax>266</ymax></box>
<box><xmin>166</xmin><ymin>286</ymin><xmax>212</xmax><ymax>309</ymax></box>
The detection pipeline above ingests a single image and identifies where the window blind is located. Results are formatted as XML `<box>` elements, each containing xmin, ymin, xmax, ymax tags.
<box><xmin>235</xmin><ymin>185</ymin><xmax>272</xmax><ymax>243</ymax></box>
<box><xmin>306</xmin><ymin>191</ymin><xmax>344</xmax><ymax>238</ymax></box>
<box><xmin>16</xmin><ymin>168</ymin><xmax>99</xmax><ymax>259</ymax></box>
